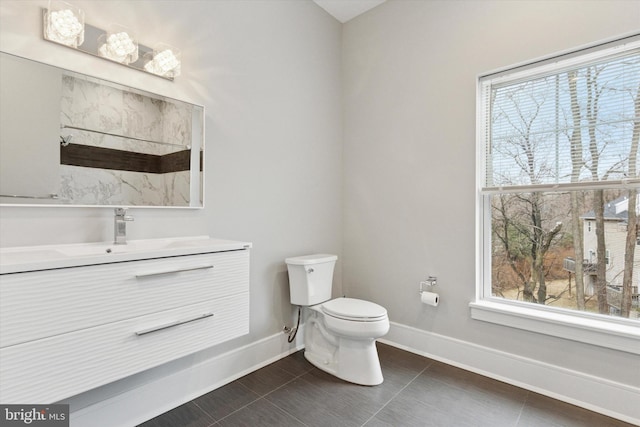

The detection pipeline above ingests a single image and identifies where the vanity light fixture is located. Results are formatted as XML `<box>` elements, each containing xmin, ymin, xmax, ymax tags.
<box><xmin>98</xmin><ymin>25</ymin><xmax>138</xmax><ymax>65</ymax></box>
<box><xmin>43</xmin><ymin>0</ymin><xmax>84</xmax><ymax>48</ymax></box>
<box><xmin>42</xmin><ymin>5</ymin><xmax>181</xmax><ymax>81</ymax></box>
<box><xmin>144</xmin><ymin>44</ymin><xmax>181</xmax><ymax>78</ymax></box>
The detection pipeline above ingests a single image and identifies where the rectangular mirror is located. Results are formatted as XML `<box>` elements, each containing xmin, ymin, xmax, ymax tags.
<box><xmin>0</xmin><ymin>51</ymin><xmax>204</xmax><ymax>208</ymax></box>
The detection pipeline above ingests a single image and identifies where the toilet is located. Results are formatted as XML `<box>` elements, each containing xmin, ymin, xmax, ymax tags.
<box><xmin>285</xmin><ymin>254</ymin><xmax>389</xmax><ymax>386</ymax></box>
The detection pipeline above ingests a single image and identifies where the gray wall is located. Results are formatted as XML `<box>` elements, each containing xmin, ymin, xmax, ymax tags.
<box><xmin>1</xmin><ymin>0</ymin><xmax>639</xmax><ymax>415</ymax></box>
<box><xmin>0</xmin><ymin>0</ymin><xmax>343</xmax><ymax>370</ymax></box>
<box><xmin>342</xmin><ymin>0</ymin><xmax>640</xmax><ymax>388</ymax></box>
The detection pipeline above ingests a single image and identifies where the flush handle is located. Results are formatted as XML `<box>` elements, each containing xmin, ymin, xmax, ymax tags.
<box><xmin>306</xmin><ymin>267</ymin><xmax>314</xmax><ymax>274</ymax></box>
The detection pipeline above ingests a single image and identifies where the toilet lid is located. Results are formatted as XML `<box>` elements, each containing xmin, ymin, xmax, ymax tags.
<box><xmin>322</xmin><ymin>298</ymin><xmax>387</xmax><ymax>321</ymax></box>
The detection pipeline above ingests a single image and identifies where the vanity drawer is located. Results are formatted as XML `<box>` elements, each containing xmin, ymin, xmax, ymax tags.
<box><xmin>0</xmin><ymin>249</ymin><xmax>249</xmax><ymax>347</ymax></box>
<box><xmin>0</xmin><ymin>292</ymin><xmax>249</xmax><ymax>404</ymax></box>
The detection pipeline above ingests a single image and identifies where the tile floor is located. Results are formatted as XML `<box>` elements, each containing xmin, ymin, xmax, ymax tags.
<box><xmin>139</xmin><ymin>343</ymin><xmax>633</xmax><ymax>427</ymax></box>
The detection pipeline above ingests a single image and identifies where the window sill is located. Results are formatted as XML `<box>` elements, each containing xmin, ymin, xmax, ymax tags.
<box><xmin>469</xmin><ymin>300</ymin><xmax>640</xmax><ymax>355</ymax></box>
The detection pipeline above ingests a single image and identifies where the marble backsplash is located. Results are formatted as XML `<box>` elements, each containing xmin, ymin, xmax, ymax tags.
<box><xmin>59</xmin><ymin>167</ymin><xmax>191</xmax><ymax>206</ymax></box>
<box><xmin>58</xmin><ymin>74</ymin><xmax>194</xmax><ymax>206</ymax></box>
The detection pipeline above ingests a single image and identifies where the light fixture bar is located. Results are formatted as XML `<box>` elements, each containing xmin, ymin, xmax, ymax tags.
<box><xmin>42</xmin><ymin>8</ymin><xmax>179</xmax><ymax>81</ymax></box>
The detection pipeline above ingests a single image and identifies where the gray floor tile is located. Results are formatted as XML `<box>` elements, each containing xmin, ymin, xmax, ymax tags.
<box><xmin>193</xmin><ymin>381</ymin><xmax>261</xmax><ymax>421</ymax></box>
<box><xmin>269</xmin><ymin>349</ymin><xmax>315</xmax><ymax>377</ymax></box>
<box><xmin>138</xmin><ymin>344</ymin><xmax>633</xmax><ymax>427</ymax></box>
<box><xmin>366</xmin><ymin>391</ymin><xmax>495</xmax><ymax>427</ymax></box>
<box><xmin>392</xmin><ymin>368</ymin><xmax>525</xmax><ymax>427</ymax></box>
<box><xmin>425</xmin><ymin>360</ymin><xmax>529</xmax><ymax>403</ymax></box>
<box><xmin>236</xmin><ymin>361</ymin><xmax>297</xmax><ymax>396</ymax></box>
<box><xmin>361</xmin><ymin>417</ymin><xmax>396</xmax><ymax>427</ymax></box>
<box><xmin>216</xmin><ymin>398</ymin><xmax>305</xmax><ymax>427</ymax></box>
<box><xmin>377</xmin><ymin>342</ymin><xmax>431</xmax><ymax>388</ymax></box>
<box><xmin>266</xmin><ymin>375</ymin><xmax>375</xmax><ymax>427</ymax></box>
<box><xmin>137</xmin><ymin>402</ymin><xmax>215</xmax><ymax>427</ymax></box>
<box><xmin>518</xmin><ymin>392</ymin><xmax>635</xmax><ymax>427</ymax></box>
<box><xmin>377</xmin><ymin>342</ymin><xmax>432</xmax><ymax>372</ymax></box>
<box><xmin>300</xmin><ymin>366</ymin><xmax>401</xmax><ymax>415</ymax></box>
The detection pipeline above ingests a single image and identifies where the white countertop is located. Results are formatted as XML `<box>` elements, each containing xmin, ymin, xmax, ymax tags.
<box><xmin>0</xmin><ymin>236</ymin><xmax>252</xmax><ymax>274</ymax></box>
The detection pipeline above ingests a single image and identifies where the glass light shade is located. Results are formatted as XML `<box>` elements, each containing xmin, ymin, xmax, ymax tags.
<box><xmin>144</xmin><ymin>44</ymin><xmax>181</xmax><ymax>78</ymax></box>
<box><xmin>98</xmin><ymin>25</ymin><xmax>138</xmax><ymax>64</ymax></box>
<box><xmin>44</xmin><ymin>0</ymin><xmax>84</xmax><ymax>48</ymax></box>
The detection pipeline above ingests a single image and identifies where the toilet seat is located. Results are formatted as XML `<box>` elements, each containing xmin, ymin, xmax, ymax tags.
<box><xmin>322</xmin><ymin>298</ymin><xmax>387</xmax><ymax>322</ymax></box>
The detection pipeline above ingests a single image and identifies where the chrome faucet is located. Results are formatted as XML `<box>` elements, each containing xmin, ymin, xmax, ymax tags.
<box><xmin>114</xmin><ymin>208</ymin><xmax>134</xmax><ymax>244</ymax></box>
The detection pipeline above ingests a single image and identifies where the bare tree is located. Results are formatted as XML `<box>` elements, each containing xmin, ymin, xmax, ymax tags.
<box><xmin>567</xmin><ymin>70</ymin><xmax>586</xmax><ymax>310</ymax></box>
<box><xmin>493</xmin><ymin>195</ymin><xmax>531</xmax><ymax>297</ymax></box>
<box><xmin>492</xmin><ymin>82</ymin><xmax>563</xmax><ymax>304</ymax></box>
<box><xmin>566</xmin><ymin>56</ymin><xmax>640</xmax><ymax>316</ymax></box>
<box><xmin>584</xmin><ymin>65</ymin><xmax>609</xmax><ymax>314</ymax></box>
<box><xmin>621</xmin><ymin>81</ymin><xmax>640</xmax><ymax>317</ymax></box>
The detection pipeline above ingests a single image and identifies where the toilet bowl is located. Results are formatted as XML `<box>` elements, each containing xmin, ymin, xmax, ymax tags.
<box><xmin>304</xmin><ymin>297</ymin><xmax>389</xmax><ymax>385</ymax></box>
<box><xmin>285</xmin><ymin>254</ymin><xmax>390</xmax><ymax>386</ymax></box>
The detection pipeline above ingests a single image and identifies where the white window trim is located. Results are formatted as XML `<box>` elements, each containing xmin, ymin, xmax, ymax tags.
<box><xmin>472</xmin><ymin>34</ymin><xmax>640</xmax><ymax>355</ymax></box>
<box><xmin>469</xmin><ymin>301</ymin><xmax>640</xmax><ymax>355</ymax></box>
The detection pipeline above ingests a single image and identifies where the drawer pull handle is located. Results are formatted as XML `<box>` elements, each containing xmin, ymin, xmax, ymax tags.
<box><xmin>135</xmin><ymin>264</ymin><xmax>214</xmax><ymax>278</ymax></box>
<box><xmin>135</xmin><ymin>312</ymin><xmax>214</xmax><ymax>336</ymax></box>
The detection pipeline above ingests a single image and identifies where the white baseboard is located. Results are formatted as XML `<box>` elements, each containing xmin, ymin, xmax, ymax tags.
<box><xmin>379</xmin><ymin>321</ymin><xmax>640</xmax><ymax>425</ymax></box>
<box><xmin>70</xmin><ymin>332</ymin><xmax>303</xmax><ymax>427</ymax></box>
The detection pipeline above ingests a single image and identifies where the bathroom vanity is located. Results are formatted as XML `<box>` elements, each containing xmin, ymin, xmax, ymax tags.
<box><xmin>0</xmin><ymin>236</ymin><xmax>250</xmax><ymax>404</ymax></box>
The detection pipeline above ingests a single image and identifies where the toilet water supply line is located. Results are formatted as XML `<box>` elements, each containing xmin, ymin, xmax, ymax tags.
<box><xmin>284</xmin><ymin>306</ymin><xmax>301</xmax><ymax>343</ymax></box>
<box><xmin>284</xmin><ymin>307</ymin><xmax>339</xmax><ymax>346</ymax></box>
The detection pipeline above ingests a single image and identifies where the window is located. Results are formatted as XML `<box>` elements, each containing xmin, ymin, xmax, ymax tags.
<box><xmin>472</xmin><ymin>35</ymin><xmax>640</xmax><ymax>353</ymax></box>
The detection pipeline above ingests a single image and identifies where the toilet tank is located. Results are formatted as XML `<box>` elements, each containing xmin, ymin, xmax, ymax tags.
<box><xmin>285</xmin><ymin>254</ymin><xmax>337</xmax><ymax>306</ymax></box>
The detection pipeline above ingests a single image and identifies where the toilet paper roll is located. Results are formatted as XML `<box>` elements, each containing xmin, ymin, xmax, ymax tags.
<box><xmin>421</xmin><ymin>291</ymin><xmax>439</xmax><ymax>307</ymax></box>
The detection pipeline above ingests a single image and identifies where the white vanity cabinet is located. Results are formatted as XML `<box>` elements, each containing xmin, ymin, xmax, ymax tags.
<box><xmin>0</xmin><ymin>239</ymin><xmax>250</xmax><ymax>404</ymax></box>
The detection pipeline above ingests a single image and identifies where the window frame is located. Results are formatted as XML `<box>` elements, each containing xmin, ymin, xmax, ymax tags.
<box><xmin>472</xmin><ymin>34</ymin><xmax>640</xmax><ymax>355</ymax></box>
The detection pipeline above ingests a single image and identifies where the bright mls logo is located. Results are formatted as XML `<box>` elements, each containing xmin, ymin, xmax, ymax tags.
<box><xmin>1</xmin><ymin>405</ymin><xmax>69</xmax><ymax>426</ymax></box>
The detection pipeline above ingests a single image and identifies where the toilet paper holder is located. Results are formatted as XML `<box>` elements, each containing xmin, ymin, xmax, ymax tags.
<box><xmin>419</xmin><ymin>276</ymin><xmax>437</xmax><ymax>293</ymax></box>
